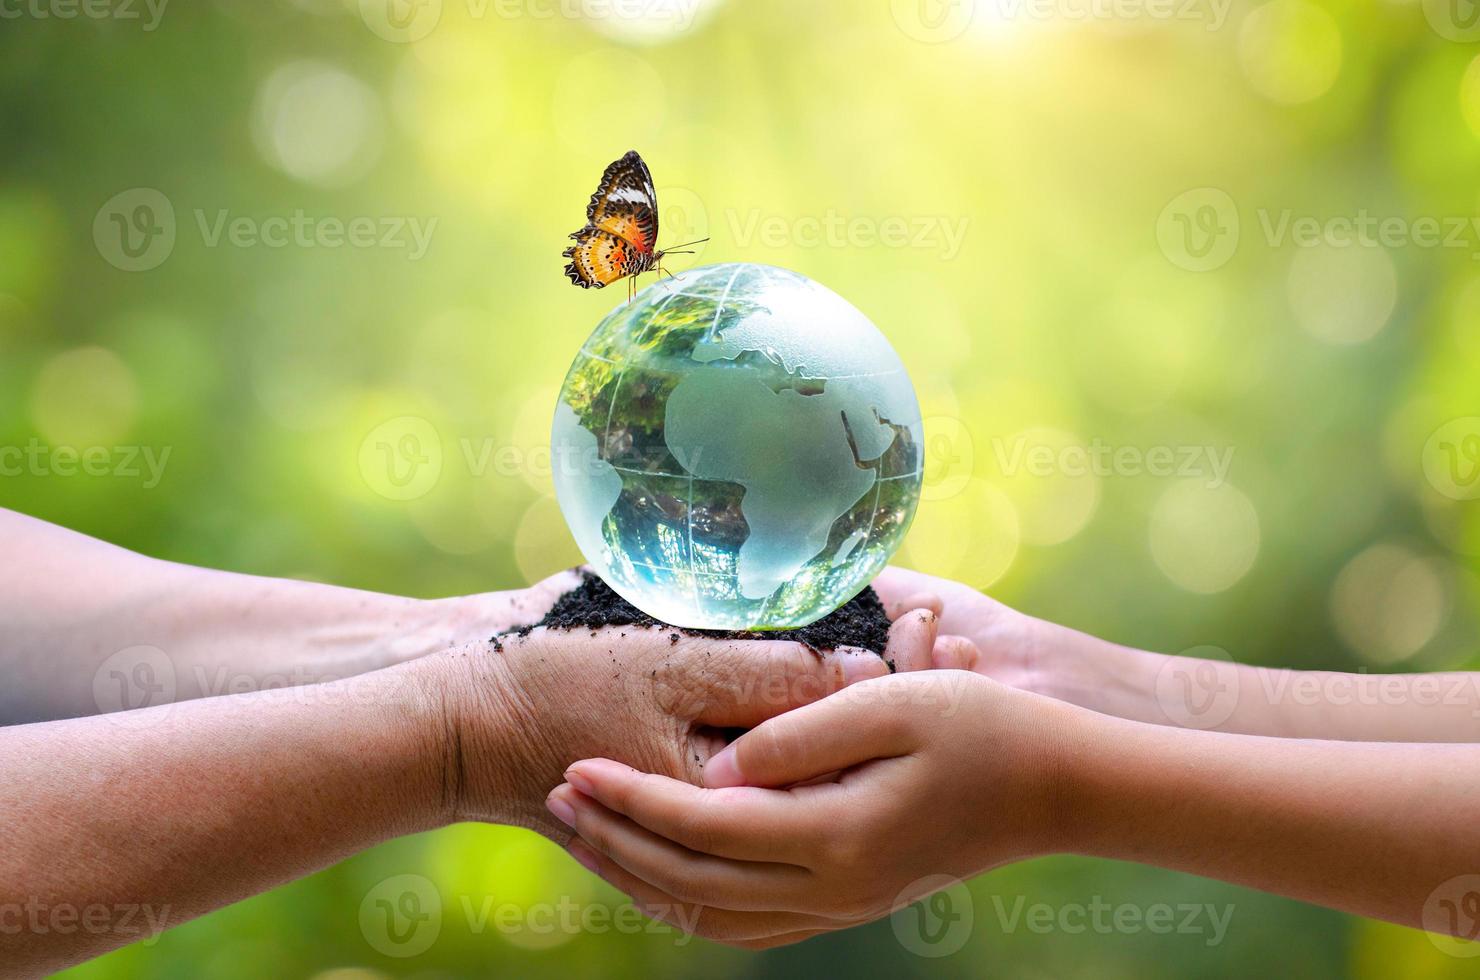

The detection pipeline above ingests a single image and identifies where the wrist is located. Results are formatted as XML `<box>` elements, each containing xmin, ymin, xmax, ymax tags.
<box><xmin>413</xmin><ymin>636</ymin><xmax>569</xmax><ymax>833</ymax></box>
<box><xmin>1023</xmin><ymin>618</ymin><xmax>1167</xmax><ymax>723</ymax></box>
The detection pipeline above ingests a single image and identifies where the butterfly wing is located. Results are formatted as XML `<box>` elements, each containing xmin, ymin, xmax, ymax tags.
<box><xmin>584</xmin><ymin>150</ymin><xmax>659</xmax><ymax>255</ymax></box>
<box><xmin>563</xmin><ymin>227</ymin><xmax>641</xmax><ymax>289</ymax></box>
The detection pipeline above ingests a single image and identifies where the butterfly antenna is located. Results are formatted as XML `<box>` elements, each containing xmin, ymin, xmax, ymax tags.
<box><xmin>664</xmin><ymin>237</ymin><xmax>710</xmax><ymax>251</ymax></box>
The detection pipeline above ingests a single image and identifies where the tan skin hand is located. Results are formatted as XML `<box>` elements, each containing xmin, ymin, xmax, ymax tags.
<box><xmin>874</xmin><ymin>566</ymin><xmax>1480</xmax><ymax>741</ymax></box>
<box><xmin>545</xmin><ymin>672</ymin><xmax>1071</xmax><ymax>949</ymax></box>
<box><xmin>552</xmin><ymin>576</ymin><xmax>1480</xmax><ymax>950</ymax></box>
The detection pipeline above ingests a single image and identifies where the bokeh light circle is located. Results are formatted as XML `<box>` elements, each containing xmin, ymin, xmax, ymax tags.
<box><xmin>1149</xmin><ymin>479</ymin><xmax>1261</xmax><ymax>594</ymax></box>
<box><xmin>1237</xmin><ymin>0</ymin><xmax>1342</xmax><ymax>104</ymax></box>
<box><xmin>1286</xmin><ymin>242</ymin><xmax>1397</xmax><ymax>345</ymax></box>
<box><xmin>252</xmin><ymin>61</ymin><xmax>384</xmax><ymax>187</ymax></box>
<box><xmin>29</xmin><ymin>346</ymin><xmax>140</xmax><ymax>447</ymax></box>
<box><xmin>904</xmin><ymin>477</ymin><xmax>1019</xmax><ymax>589</ymax></box>
<box><xmin>1330</xmin><ymin>542</ymin><xmax>1446</xmax><ymax>663</ymax></box>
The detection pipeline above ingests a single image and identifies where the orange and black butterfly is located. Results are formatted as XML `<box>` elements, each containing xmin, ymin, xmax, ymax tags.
<box><xmin>563</xmin><ymin>151</ymin><xmax>707</xmax><ymax>300</ymax></box>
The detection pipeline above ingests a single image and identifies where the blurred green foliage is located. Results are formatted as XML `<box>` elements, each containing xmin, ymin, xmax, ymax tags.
<box><xmin>3</xmin><ymin>0</ymin><xmax>1478</xmax><ymax>975</ymax></box>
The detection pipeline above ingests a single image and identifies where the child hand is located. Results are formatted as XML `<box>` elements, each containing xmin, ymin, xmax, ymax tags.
<box><xmin>546</xmin><ymin>671</ymin><xmax>1080</xmax><ymax>948</ymax></box>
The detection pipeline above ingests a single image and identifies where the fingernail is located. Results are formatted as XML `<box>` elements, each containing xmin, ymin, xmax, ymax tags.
<box><xmin>564</xmin><ymin>766</ymin><xmax>596</xmax><ymax>797</ymax></box>
<box><xmin>704</xmin><ymin>746</ymin><xmax>744</xmax><ymax>788</ymax></box>
<box><xmin>568</xmin><ymin>840</ymin><xmax>601</xmax><ymax>875</ymax></box>
<box><xmin>546</xmin><ymin>789</ymin><xmax>577</xmax><ymax>828</ymax></box>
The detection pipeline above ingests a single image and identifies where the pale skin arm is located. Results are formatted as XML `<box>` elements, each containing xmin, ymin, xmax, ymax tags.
<box><xmin>552</xmin><ymin>673</ymin><xmax>1480</xmax><ymax>948</ymax></box>
<box><xmin>0</xmin><ymin>508</ymin><xmax>557</xmax><ymax>725</ymax></box>
<box><xmin>875</xmin><ymin>567</ymin><xmax>1480</xmax><ymax>742</ymax></box>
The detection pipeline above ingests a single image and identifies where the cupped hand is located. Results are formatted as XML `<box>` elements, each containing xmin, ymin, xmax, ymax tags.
<box><xmin>547</xmin><ymin>670</ymin><xmax>1083</xmax><ymax>949</ymax></box>
<box><xmin>430</xmin><ymin>571</ymin><xmax>960</xmax><ymax>839</ymax></box>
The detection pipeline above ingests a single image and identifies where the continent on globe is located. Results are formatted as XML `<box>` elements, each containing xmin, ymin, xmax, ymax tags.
<box><xmin>550</xmin><ymin>263</ymin><xmax>923</xmax><ymax>630</ymax></box>
<box><xmin>666</xmin><ymin>368</ymin><xmax>884</xmax><ymax>601</ymax></box>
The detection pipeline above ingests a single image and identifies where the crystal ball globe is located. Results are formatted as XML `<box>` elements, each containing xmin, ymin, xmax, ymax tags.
<box><xmin>551</xmin><ymin>263</ymin><xmax>923</xmax><ymax>630</ymax></box>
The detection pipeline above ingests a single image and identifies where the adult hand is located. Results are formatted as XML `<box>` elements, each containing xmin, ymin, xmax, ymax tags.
<box><xmin>438</xmin><ymin>570</ymin><xmax>954</xmax><ymax>837</ymax></box>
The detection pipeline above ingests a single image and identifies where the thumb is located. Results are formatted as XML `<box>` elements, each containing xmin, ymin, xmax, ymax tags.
<box><xmin>680</xmin><ymin>636</ymin><xmax>889</xmax><ymax>729</ymax></box>
<box><xmin>705</xmin><ymin>678</ymin><xmax>917</xmax><ymax>788</ymax></box>
<box><xmin>885</xmin><ymin>608</ymin><xmax>939</xmax><ymax>673</ymax></box>
<box><xmin>932</xmin><ymin>634</ymin><xmax>981</xmax><ymax>671</ymax></box>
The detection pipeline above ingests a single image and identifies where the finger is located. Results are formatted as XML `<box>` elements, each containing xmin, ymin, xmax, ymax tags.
<box><xmin>879</xmin><ymin>589</ymin><xmax>943</xmax><ymax>621</ymax></box>
<box><xmin>705</xmin><ymin>677</ymin><xmax>919</xmax><ymax>788</ymax></box>
<box><xmin>884</xmin><ymin>608</ymin><xmax>938</xmax><ymax>673</ymax></box>
<box><xmin>549</xmin><ymin>784</ymin><xmax>812</xmax><ymax>912</ymax></box>
<box><xmin>569</xmin><ymin>841</ymin><xmax>858</xmax><ymax>946</ymax></box>
<box><xmin>871</xmin><ymin>566</ymin><xmax>949</xmax><ymax>611</ymax></box>
<box><xmin>563</xmin><ymin>757</ymin><xmax>805</xmax><ymax>862</ymax></box>
<box><xmin>513</xmin><ymin>567</ymin><xmax>588</xmax><ymax>621</ymax></box>
<box><xmin>932</xmin><ymin>633</ymin><xmax>981</xmax><ymax>671</ymax></box>
<box><xmin>686</xmin><ymin>637</ymin><xmax>889</xmax><ymax>729</ymax></box>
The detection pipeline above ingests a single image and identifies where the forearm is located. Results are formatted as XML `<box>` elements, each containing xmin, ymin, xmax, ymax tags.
<box><xmin>0</xmin><ymin>656</ymin><xmax>453</xmax><ymax>977</ymax></box>
<box><xmin>0</xmin><ymin>509</ymin><xmax>527</xmax><ymax>724</ymax></box>
<box><xmin>1033</xmin><ymin>622</ymin><xmax>1480</xmax><ymax>741</ymax></box>
<box><xmin>1060</xmin><ymin>709</ymin><xmax>1480</xmax><ymax>930</ymax></box>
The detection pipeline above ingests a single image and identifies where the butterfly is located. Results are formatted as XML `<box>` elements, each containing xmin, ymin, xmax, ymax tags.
<box><xmin>563</xmin><ymin>151</ymin><xmax>707</xmax><ymax>301</ymax></box>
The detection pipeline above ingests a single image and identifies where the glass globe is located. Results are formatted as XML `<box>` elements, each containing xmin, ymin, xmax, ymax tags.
<box><xmin>551</xmin><ymin>263</ymin><xmax>923</xmax><ymax>629</ymax></box>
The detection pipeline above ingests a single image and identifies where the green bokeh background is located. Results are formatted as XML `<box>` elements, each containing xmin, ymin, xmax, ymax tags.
<box><xmin>4</xmin><ymin>0</ymin><xmax>1479</xmax><ymax>976</ymax></box>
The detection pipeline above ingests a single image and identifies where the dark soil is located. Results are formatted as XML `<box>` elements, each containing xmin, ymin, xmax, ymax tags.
<box><xmin>499</xmin><ymin>570</ymin><xmax>893</xmax><ymax>660</ymax></box>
